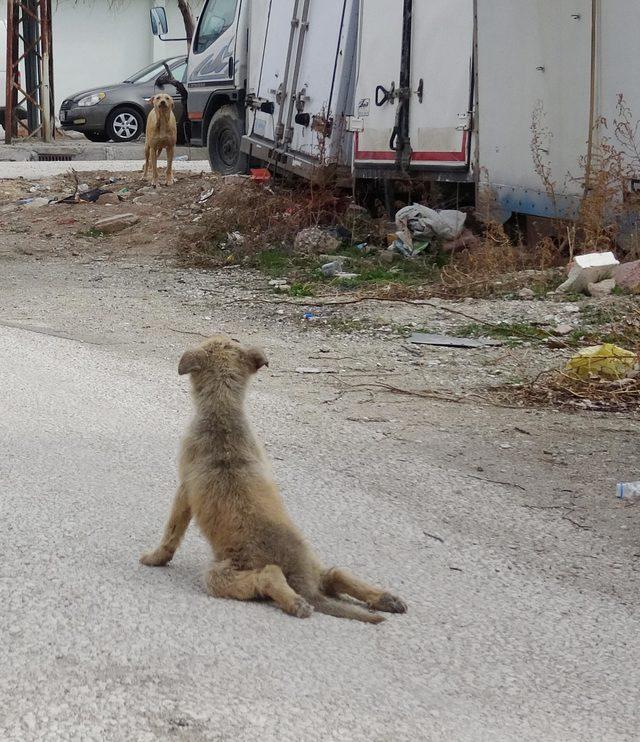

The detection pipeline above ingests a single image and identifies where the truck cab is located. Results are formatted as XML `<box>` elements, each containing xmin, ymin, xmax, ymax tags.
<box><xmin>151</xmin><ymin>0</ymin><xmax>248</xmax><ymax>172</ymax></box>
<box><xmin>185</xmin><ymin>0</ymin><xmax>249</xmax><ymax>172</ymax></box>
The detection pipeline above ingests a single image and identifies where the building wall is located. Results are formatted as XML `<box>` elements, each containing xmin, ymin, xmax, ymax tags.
<box><xmin>1</xmin><ymin>0</ymin><xmax>195</xmax><ymax>110</ymax></box>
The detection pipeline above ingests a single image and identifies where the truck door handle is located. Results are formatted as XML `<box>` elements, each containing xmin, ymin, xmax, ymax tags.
<box><xmin>375</xmin><ymin>83</ymin><xmax>395</xmax><ymax>107</ymax></box>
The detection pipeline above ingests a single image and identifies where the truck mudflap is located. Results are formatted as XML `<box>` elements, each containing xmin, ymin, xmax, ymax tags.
<box><xmin>241</xmin><ymin>133</ymin><xmax>351</xmax><ymax>181</ymax></box>
<box><xmin>352</xmin><ymin>0</ymin><xmax>474</xmax><ymax>172</ymax></box>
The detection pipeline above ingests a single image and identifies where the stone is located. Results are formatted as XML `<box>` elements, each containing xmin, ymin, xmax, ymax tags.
<box><xmin>293</xmin><ymin>227</ymin><xmax>340</xmax><ymax>255</ymax></box>
<box><xmin>557</xmin><ymin>251</ymin><xmax>619</xmax><ymax>293</ymax></box>
<box><xmin>553</xmin><ymin>324</ymin><xmax>574</xmax><ymax>336</ymax></box>
<box><xmin>518</xmin><ymin>288</ymin><xmax>536</xmax><ymax>299</ymax></box>
<box><xmin>96</xmin><ymin>192</ymin><xmax>120</xmax><ymax>206</ymax></box>
<box><xmin>23</xmin><ymin>197</ymin><xmax>50</xmax><ymax>209</ymax></box>
<box><xmin>379</xmin><ymin>249</ymin><xmax>401</xmax><ymax>265</ymax></box>
<box><xmin>93</xmin><ymin>213</ymin><xmax>139</xmax><ymax>234</ymax></box>
<box><xmin>613</xmin><ymin>260</ymin><xmax>640</xmax><ymax>291</ymax></box>
<box><xmin>587</xmin><ymin>278</ymin><xmax>616</xmax><ymax>298</ymax></box>
<box><xmin>442</xmin><ymin>228</ymin><xmax>481</xmax><ymax>253</ymax></box>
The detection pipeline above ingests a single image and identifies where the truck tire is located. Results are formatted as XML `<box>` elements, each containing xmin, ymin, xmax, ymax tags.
<box><xmin>207</xmin><ymin>105</ymin><xmax>247</xmax><ymax>175</ymax></box>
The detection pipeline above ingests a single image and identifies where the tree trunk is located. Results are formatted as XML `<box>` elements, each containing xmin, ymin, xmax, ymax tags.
<box><xmin>176</xmin><ymin>0</ymin><xmax>195</xmax><ymax>45</ymax></box>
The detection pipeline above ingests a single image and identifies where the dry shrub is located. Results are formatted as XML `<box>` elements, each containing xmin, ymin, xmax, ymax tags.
<box><xmin>503</xmin><ymin>371</ymin><xmax>640</xmax><ymax>413</ymax></box>
<box><xmin>532</xmin><ymin>96</ymin><xmax>640</xmax><ymax>258</ymax></box>
<box><xmin>181</xmin><ymin>178</ymin><xmax>344</xmax><ymax>265</ymax></box>
<box><xmin>437</xmin><ymin>218</ymin><xmax>564</xmax><ymax>298</ymax></box>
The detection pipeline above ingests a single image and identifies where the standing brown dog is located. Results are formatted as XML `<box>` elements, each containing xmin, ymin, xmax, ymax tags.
<box><xmin>142</xmin><ymin>93</ymin><xmax>177</xmax><ymax>186</ymax></box>
<box><xmin>140</xmin><ymin>334</ymin><xmax>407</xmax><ymax>623</ymax></box>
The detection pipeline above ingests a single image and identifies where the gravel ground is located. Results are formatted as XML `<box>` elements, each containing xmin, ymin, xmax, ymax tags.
<box><xmin>1</xmin><ymin>248</ymin><xmax>639</xmax><ymax>741</ymax></box>
<box><xmin>0</xmin><ymin>159</ymin><xmax>210</xmax><ymax>179</ymax></box>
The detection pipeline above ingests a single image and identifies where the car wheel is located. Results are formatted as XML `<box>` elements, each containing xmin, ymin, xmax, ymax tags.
<box><xmin>84</xmin><ymin>131</ymin><xmax>110</xmax><ymax>143</ymax></box>
<box><xmin>207</xmin><ymin>105</ymin><xmax>248</xmax><ymax>175</ymax></box>
<box><xmin>106</xmin><ymin>106</ymin><xmax>144</xmax><ymax>143</ymax></box>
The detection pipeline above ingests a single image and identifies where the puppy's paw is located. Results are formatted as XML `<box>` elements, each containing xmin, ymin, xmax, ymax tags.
<box><xmin>370</xmin><ymin>593</ymin><xmax>407</xmax><ymax>614</ymax></box>
<box><xmin>140</xmin><ymin>549</ymin><xmax>172</xmax><ymax>567</ymax></box>
<box><xmin>288</xmin><ymin>596</ymin><xmax>314</xmax><ymax>619</ymax></box>
<box><xmin>165</xmin><ymin>177</ymin><xmax>175</xmax><ymax>186</ymax></box>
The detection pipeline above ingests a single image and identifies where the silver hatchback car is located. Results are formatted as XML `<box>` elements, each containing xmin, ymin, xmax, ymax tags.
<box><xmin>59</xmin><ymin>56</ymin><xmax>187</xmax><ymax>143</ymax></box>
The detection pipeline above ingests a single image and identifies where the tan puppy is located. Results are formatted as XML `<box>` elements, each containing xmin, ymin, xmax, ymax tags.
<box><xmin>142</xmin><ymin>93</ymin><xmax>177</xmax><ymax>186</ymax></box>
<box><xmin>140</xmin><ymin>334</ymin><xmax>407</xmax><ymax>623</ymax></box>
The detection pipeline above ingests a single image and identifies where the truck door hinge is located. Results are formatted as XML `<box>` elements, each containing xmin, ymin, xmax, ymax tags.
<box><xmin>456</xmin><ymin>112</ymin><xmax>473</xmax><ymax>131</ymax></box>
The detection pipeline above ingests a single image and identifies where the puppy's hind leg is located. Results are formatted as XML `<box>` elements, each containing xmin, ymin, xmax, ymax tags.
<box><xmin>140</xmin><ymin>483</ymin><xmax>192</xmax><ymax>566</ymax></box>
<box><xmin>206</xmin><ymin>561</ymin><xmax>313</xmax><ymax>619</ymax></box>
<box><xmin>321</xmin><ymin>567</ymin><xmax>407</xmax><ymax>613</ymax></box>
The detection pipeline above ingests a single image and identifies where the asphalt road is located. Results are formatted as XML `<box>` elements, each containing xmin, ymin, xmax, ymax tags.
<box><xmin>1</xmin><ymin>306</ymin><xmax>639</xmax><ymax>740</ymax></box>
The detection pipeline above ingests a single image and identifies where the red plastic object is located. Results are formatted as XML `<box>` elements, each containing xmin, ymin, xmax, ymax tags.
<box><xmin>250</xmin><ymin>168</ymin><xmax>272</xmax><ymax>183</ymax></box>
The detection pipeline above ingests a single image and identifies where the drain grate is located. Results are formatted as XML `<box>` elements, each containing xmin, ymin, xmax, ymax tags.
<box><xmin>38</xmin><ymin>153</ymin><xmax>74</xmax><ymax>162</ymax></box>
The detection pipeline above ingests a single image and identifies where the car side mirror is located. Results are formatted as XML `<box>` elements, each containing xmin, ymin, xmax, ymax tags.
<box><xmin>155</xmin><ymin>73</ymin><xmax>172</xmax><ymax>88</ymax></box>
<box><xmin>150</xmin><ymin>7</ymin><xmax>168</xmax><ymax>37</ymax></box>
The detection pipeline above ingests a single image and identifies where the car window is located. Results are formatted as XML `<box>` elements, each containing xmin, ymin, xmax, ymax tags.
<box><xmin>171</xmin><ymin>61</ymin><xmax>188</xmax><ymax>83</ymax></box>
<box><xmin>126</xmin><ymin>59</ymin><xmax>186</xmax><ymax>84</ymax></box>
<box><xmin>194</xmin><ymin>0</ymin><xmax>238</xmax><ymax>54</ymax></box>
<box><xmin>125</xmin><ymin>62</ymin><xmax>166</xmax><ymax>84</ymax></box>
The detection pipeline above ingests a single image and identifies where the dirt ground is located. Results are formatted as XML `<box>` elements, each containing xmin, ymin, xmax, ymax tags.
<box><xmin>1</xmin><ymin>169</ymin><xmax>639</xmax><ymax>597</ymax></box>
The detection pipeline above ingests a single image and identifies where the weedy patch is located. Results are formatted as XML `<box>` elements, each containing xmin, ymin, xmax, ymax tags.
<box><xmin>79</xmin><ymin>228</ymin><xmax>105</xmax><ymax>239</ymax></box>
<box><xmin>455</xmin><ymin>321</ymin><xmax>551</xmax><ymax>346</ymax></box>
<box><xmin>499</xmin><ymin>371</ymin><xmax>640</xmax><ymax>413</ymax></box>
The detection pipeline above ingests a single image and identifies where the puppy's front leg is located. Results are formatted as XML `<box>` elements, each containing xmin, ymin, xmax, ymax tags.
<box><xmin>140</xmin><ymin>483</ymin><xmax>191</xmax><ymax>566</ymax></box>
<box><xmin>142</xmin><ymin>143</ymin><xmax>150</xmax><ymax>180</ymax></box>
<box><xmin>150</xmin><ymin>147</ymin><xmax>160</xmax><ymax>187</ymax></box>
<box><xmin>165</xmin><ymin>144</ymin><xmax>175</xmax><ymax>186</ymax></box>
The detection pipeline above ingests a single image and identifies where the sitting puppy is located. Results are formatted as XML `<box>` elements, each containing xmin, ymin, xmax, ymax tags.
<box><xmin>140</xmin><ymin>334</ymin><xmax>407</xmax><ymax>623</ymax></box>
<box><xmin>142</xmin><ymin>93</ymin><xmax>177</xmax><ymax>186</ymax></box>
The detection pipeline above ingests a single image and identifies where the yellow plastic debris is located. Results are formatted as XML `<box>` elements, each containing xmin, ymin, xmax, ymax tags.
<box><xmin>565</xmin><ymin>343</ymin><xmax>638</xmax><ymax>380</ymax></box>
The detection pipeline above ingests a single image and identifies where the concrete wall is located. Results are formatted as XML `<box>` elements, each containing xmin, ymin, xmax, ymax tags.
<box><xmin>1</xmin><ymin>0</ymin><xmax>196</xmax><ymax>109</ymax></box>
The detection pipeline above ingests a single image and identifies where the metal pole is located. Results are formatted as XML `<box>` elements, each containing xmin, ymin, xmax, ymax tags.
<box><xmin>40</xmin><ymin>0</ymin><xmax>52</xmax><ymax>141</ymax></box>
<box><xmin>23</xmin><ymin>0</ymin><xmax>39</xmax><ymax>133</ymax></box>
<box><xmin>5</xmin><ymin>0</ymin><xmax>15</xmax><ymax>143</ymax></box>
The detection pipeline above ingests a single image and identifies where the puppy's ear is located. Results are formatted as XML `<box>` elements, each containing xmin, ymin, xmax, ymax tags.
<box><xmin>178</xmin><ymin>348</ymin><xmax>207</xmax><ymax>376</ymax></box>
<box><xmin>244</xmin><ymin>346</ymin><xmax>269</xmax><ymax>372</ymax></box>
<box><xmin>149</xmin><ymin>96</ymin><xmax>155</xmax><ymax>105</ymax></box>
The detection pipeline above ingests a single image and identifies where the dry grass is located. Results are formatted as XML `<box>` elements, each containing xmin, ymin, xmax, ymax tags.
<box><xmin>437</xmin><ymin>221</ymin><xmax>564</xmax><ymax>298</ymax></box>
<box><xmin>502</xmin><ymin>371</ymin><xmax>640</xmax><ymax>413</ymax></box>
<box><xmin>180</xmin><ymin>178</ymin><xmax>345</xmax><ymax>266</ymax></box>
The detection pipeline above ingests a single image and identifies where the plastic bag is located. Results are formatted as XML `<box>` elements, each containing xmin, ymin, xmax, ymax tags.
<box><xmin>565</xmin><ymin>343</ymin><xmax>637</xmax><ymax>380</ymax></box>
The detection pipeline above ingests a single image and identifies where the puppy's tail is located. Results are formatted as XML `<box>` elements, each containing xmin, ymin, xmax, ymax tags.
<box><xmin>309</xmin><ymin>595</ymin><xmax>384</xmax><ymax>624</ymax></box>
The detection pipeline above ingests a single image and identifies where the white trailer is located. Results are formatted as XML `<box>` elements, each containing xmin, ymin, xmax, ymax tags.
<box><xmin>151</xmin><ymin>0</ymin><xmax>640</xmax><ymax>223</ymax></box>
<box><xmin>477</xmin><ymin>0</ymin><xmax>640</xmax><ymax>222</ymax></box>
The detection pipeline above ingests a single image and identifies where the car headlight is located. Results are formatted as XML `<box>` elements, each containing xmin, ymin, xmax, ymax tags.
<box><xmin>78</xmin><ymin>92</ymin><xmax>106</xmax><ymax>107</ymax></box>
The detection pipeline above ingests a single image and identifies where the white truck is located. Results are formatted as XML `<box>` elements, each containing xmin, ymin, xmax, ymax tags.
<box><xmin>152</xmin><ymin>0</ymin><xmax>640</xmax><ymax>223</ymax></box>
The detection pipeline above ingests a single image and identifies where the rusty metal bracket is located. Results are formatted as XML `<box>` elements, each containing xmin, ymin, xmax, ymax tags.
<box><xmin>5</xmin><ymin>0</ymin><xmax>55</xmax><ymax>143</ymax></box>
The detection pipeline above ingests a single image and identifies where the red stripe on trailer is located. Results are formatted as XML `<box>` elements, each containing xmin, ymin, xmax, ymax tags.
<box><xmin>354</xmin><ymin>131</ymin><xmax>468</xmax><ymax>163</ymax></box>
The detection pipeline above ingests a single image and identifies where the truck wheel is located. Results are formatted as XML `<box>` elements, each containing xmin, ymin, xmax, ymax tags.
<box><xmin>207</xmin><ymin>105</ymin><xmax>247</xmax><ymax>175</ymax></box>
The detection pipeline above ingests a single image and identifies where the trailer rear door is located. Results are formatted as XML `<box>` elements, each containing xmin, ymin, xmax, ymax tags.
<box><xmin>354</xmin><ymin>0</ymin><xmax>474</xmax><ymax>171</ymax></box>
<box><xmin>251</xmin><ymin>0</ymin><xmax>300</xmax><ymax>144</ymax></box>
<box><xmin>286</xmin><ymin>0</ymin><xmax>356</xmax><ymax>161</ymax></box>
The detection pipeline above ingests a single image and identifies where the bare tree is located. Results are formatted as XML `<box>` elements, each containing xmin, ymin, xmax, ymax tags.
<box><xmin>176</xmin><ymin>0</ymin><xmax>195</xmax><ymax>45</ymax></box>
